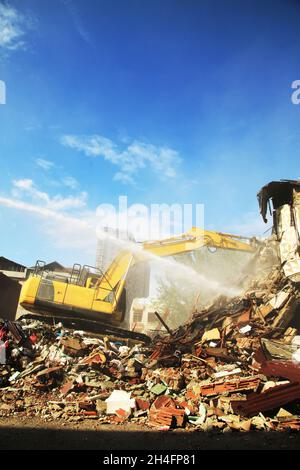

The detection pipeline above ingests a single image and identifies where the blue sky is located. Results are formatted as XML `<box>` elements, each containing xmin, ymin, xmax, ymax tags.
<box><xmin>0</xmin><ymin>0</ymin><xmax>300</xmax><ymax>267</ymax></box>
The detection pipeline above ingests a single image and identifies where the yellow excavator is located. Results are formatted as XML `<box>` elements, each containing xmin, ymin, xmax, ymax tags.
<box><xmin>19</xmin><ymin>227</ymin><xmax>258</xmax><ymax>342</ymax></box>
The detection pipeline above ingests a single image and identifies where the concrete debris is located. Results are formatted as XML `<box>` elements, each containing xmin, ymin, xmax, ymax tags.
<box><xmin>106</xmin><ymin>390</ymin><xmax>135</xmax><ymax>415</ymax></box>
<box><xmin>2</xmin><ymin>235</ymin><xmax>300</xmax><ymax>432</ymax></box>
<box><xmin>201</xmin><ymin>328</ymin><xmax>220</xmax><ymax>343</ymax></box>
<box><xmin>231</xmin><ymin>382</ymin><xmax>300</xmax><ymax>417</ymax></box>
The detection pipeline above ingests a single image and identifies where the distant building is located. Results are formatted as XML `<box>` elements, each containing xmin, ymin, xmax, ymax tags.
<box><xmin>29</xmin><ymin>260</ymin><xmax>66</xmax><ymax>272</ymax></box>
<box><xmin>43</xmin><ymin>261</ymin><xmax>66</xmax><ymax>272</ymax></box>
<box><xmin>0</xmin><ymin>256</ymin><xmax>27</xmax><ymax>281</ymax></box>
<box><xmin>0</xmin><ymin>256</ymin><xmax>26</xmax><ymax>272</ymax></box>
<box><xmin>129</xmin><ymin>298</ymin><xmax>158</xmax><ymax>334</ymax></box>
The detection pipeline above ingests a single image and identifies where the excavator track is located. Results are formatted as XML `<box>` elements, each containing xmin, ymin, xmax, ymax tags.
<box><xmin>19</xmin><ymin>313</ymin><xmax>152</xmax><ymax>344</ymax></box>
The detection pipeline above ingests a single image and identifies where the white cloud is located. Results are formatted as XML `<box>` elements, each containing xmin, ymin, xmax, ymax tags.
<box><xmin>61</xmin><ymin>0</ymin><xmax>92</xmax><ymax>46</ymax></box>
<box><xmin>62</xmin><ymin>176</ymin><xmax>79</xmax><ymax>189</ymax></box>
<box><xmin>0</xmin><ymin>3</ymin><xmax>29</xmax><ymax>51</ymax></box>
<box><xmin>0</xmin><ymin>178</ymin><xmax>93</xmax><ymax>257</ymax></box>
<box><xmin>223</xmin><ymin>211</ymin><xmax>272</xmax><ymax>238</ymax></box>
<box><xmin>61</xmin><ymin>134</ymin><xmax>115</xmax><ymax>157</ymax></box>
<box><xmin>12</xmin><ymin>178</ymin><xmax>49</xmax><ymax>204</ymax></box>
<box><xmin>0</xmin><ymin>195</ymin><xmax>96</xmax><ymax>256</ymax></box>
<box><xmin>60</xmin><ymin>134</ymin><xmax>182</xmax><ymax>184</ymax></box>
<box><xmin>0</xmin><ymin>176</ymin><xmax>195</xmax><ymax>260</ymax></box>
<box><xmin>36</xmin><ymin>158</ymin><xmax>54</xmax><ymax>171</ymax></box>
<box><xmin>25</xmin><ymin>124</ymin><xmax>42</xmax><ymax>132</ymax></box>
<box><xmin>48</xmin><ymin>193</ymin><xmax>87</xmax><ymax>211</ymax></box>
<box><xmin>113</xmin><ymin>172</ymin><xmax>135</xmax><ymax>185</ymax></box>
<box><xmin>12</xmin><ymin>178</ymin><xmax>87</xmax><ymax>210</ymax></box>
<box><xmin>35</xmin><ymin>159</ymin><xmax>79</xmax><ymax>191</ymax></box>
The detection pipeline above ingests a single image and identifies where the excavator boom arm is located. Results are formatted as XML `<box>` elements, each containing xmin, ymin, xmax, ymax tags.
<box><xmin>142</xmin><ymin>227</ymin><xmax>256</xmax><ymax>258</ymax></box>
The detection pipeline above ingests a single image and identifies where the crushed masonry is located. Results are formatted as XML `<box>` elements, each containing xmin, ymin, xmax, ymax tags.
<box><xmin>1</xmin><ymin>181</ymin><xmax>300</xmax><ymax>432</ymax></box>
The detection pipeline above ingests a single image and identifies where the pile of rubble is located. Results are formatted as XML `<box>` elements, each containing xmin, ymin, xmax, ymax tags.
<box><xmin>1</xmin><ymin>239</ymin><xmax>300</xmax><ymax>432</ymax></box>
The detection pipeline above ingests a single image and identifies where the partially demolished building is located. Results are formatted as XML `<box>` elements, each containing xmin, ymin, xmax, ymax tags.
<box><xmin>258</xmin><ymin>179</ymin><xmax>300</xmax><ymax>282</ymax></box>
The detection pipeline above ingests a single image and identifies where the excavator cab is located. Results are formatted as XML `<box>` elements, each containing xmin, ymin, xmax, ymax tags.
<box><xmin>20</xmin><ymin>259</ymin><xmax>126</xmax><ymax>321</ymax></box>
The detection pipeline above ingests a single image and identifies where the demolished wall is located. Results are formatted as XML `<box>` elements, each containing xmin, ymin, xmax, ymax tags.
<box><xmin>258</xmin><ymin>180</ymin><xmax>300</xmax><ymax>283</ymax></box>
